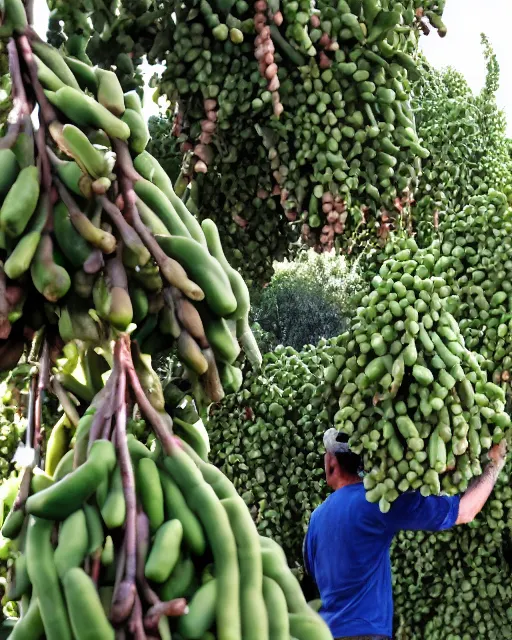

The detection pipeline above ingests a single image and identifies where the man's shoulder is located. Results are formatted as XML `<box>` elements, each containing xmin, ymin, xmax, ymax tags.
<box><xmin>312</xmin><ymin>483</ymin><xmax>367</xmax><ymax>518</ymax></box>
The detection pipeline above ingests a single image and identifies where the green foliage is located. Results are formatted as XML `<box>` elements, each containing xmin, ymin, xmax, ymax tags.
<box><xmin>253</xmin><ymin>250</ymin><xmax>363</xmax><ymax>349</ymax></box>
<box><xmin>146</xmin><ymin>115</ymin><xmax>183</xmax><ymax>184</ymax></box>
<box><xmin>250</xmin><ymin>322</ymin><xmax>279</xmax><ymax>354</ymax></box>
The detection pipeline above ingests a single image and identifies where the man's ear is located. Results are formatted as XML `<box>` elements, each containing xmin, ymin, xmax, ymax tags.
<box><xmin>325</xmin><ymin>452</ymin><xmax>337</xmax><ymax>476</ymax></box>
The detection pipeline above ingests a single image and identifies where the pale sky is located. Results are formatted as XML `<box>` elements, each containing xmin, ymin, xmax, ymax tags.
<box><xmin>34</xmin><ymin>0</ymin><xmax>512</xmax><ymax>133</ymax></box>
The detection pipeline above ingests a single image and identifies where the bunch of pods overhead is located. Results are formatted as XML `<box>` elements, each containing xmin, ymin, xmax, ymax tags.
<box><xmin>45</xmin><ymin>0</ymin><xmax>448</xmax><ymax>283</ymax></box>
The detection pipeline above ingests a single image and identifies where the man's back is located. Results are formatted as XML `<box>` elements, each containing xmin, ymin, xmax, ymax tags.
<box><xmin>304</xmin><ymin>483</ymin><xmax>460</xmax><ymax>639</ymax></box>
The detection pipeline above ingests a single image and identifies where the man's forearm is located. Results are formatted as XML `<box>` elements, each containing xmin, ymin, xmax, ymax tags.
<box><xmin>456</xmin><ymin>460</ymin><xmax>504</xmax><ymax>525</ymax></box>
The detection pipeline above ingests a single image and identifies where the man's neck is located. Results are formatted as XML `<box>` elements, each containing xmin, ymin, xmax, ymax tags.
<box><xmin>334</xmin><ymin>475</ymin><xmax>362</xmax><ymax>491</ymax></box>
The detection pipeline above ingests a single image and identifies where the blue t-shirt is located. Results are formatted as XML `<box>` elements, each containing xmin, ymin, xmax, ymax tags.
<box><xmin>303</xmin><ymin>483</ymin><xmax>460</xmax><ymax>638</ymax></box>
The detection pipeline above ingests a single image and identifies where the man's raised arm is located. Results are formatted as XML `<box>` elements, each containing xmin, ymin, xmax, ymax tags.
<box><xmin>456</xmin><ymin>440</ymin><xmax>508</xmax><ymax>525</ymax></box>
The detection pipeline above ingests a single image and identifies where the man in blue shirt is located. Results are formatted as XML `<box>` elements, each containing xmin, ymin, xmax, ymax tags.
<box><xmin>303</xmin><ymin>429</ymin><xmax>508</xmax><ymax>640</ymax></box>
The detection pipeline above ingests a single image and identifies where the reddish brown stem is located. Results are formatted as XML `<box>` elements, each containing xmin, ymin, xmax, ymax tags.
<box><xmin>0</xmin><ymin>120</ymin><xmax>22</xmax><ymax>150</ymax></box>
<box><xmin>83</xmin><ymin>249</ymin><xmax>104</xmax><ymax>274</ymax></box>
<box><xmin>0</xmin><ymin>39</ymin><xmax>31</xmax><ymax>150</ymax></box>
<box><xmin>113</xmin><ymin>539</ymin><xmax>127</xmax><ymax>598</ymax></box>
<box><xmin>110</xmin><ymin>337</ymin><xmax>137</xmax><ymax>624</ymax></box>
<box><xmin>125</xmin><ymin>360</ymin><xmax>175</xmax><ymax>456</ymax></box>
<box><xmin>53</xmin><ymin>178</ymin><xmax>84</xmax><ymax>216</ymax></box>
<box><xmin>128</xmin><ymin>594</ymin><xmax>147</xmax><ymax>640</ymax></box>
<box><xmin>144</xmin><ymin>598</ymin><xmax>188</xmax><ymax>630</ymax></box>
<box><xmin>12</xmin><ymin>467</ymin><xmax>32</xmax><ymax>512</ymax></box>
<box><xmin>113</xmin><ymin>140</ymin><xmax>141</xmax><ymax>183</ymax></box>
<box><xmin>106</xmin><ymin>243</ymin><xmax>129</xmax><ymax>290</ymax></box>
<box><xmin>97</xmin><ymin>195</ymin><xmax>147</xmax><ymax>257</ymax></box>
<box><xmin>50</xmin><ymin>377</ymin><xmax>80</xmax><ymax>428</ymax></box>
<box><xmin>135</xmin><ymin>510</ymin><xmax>150</xmax><ymax>587</ymax></box>
<box><xmin>17</xmin><ymin>34</ymin><xmax>58</xmax><ymax>126</ymax></box>
<box><xmin>101</xmin><ymin>415</ymin><xmax>113</xmax><ymax>441</ymax></box>
<box><xmin>36</xmin><ymin>120</ymin><xmax>52</xmax><ymax>196</ymax></box>
<box><xmin>91</xmin><ymin>550</ymin><xmax>102</xmax><ymax>586</ymax></box>
<box><xmin>86</xmin><ymin>367</ymin><xmax>118</xmax><ymax>453</ymax></box>
<box><xmin>34</xmin><ymin>340</ymin><xmax>50</xmax><ymax>452</ymax></box>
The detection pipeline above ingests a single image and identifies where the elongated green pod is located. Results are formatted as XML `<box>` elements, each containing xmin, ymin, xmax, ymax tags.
<box><xmin>178</xmin><ymin>579</ymin><xmax>217</xmax><ymax>639</ymax></box>
<box><xmin>222</xmin><ymin>496</ymin><xmax>269</xmax><ymax>640</ymax></box>
<box><xmin>0</xmin><ymin>166</ymin><xmax>40</xmax><ymax>238</ymax></box>
<box><xmin>134</xmin><ymin>151</ymin><xmax>206</xmax><ymax>246</ymax></box>
<box><xmin>100</xmin><ymin>464</ymin><xmax>126</xmax><ymax>529</ymax></box>
<box><xmin>62</xmin><ymin>568</ymin><xmax>115</xmax><ymax>640</ymax></box>
<box><xmin>54</xmin><ymin>509</ymin><xmax>89</xmax><ymax>578</ymax></box>
<box><xmin>159</xmin><ymin>469</ymin><xmax>206</xmax><ymax>556</ymax></box>
<box><xmin>31</xmin><ymin>40</ymin><xmax>80</xmax><ymax>90</ymax></box>
<box><xmin>26</xmin><ymin>517</ymin><xmax>73</xmax><ymax>640</ymax></box>
<box><xmin>156</xmin><ymin>235</ymin><xmax>237</xmax><ymax>317</ymax></box>
<box><xmin>164</xmin><ymin>448</ymin><xmax>241</xmax><ymax>640</ymax></box>
<box><xmin>145</xmin><ymin>519</ymin><xmax>183</xmax><ymax>583</ymax></box>
<box><xmin>263</xmin><ymin>576</ymin><xmax>289</xmax><ymax>640</ymax></box>
<box><xmin>26</xmin><ymin>440</ymin><xmax>116</xmax><ymax>520</ymax></box>
<box><xmin>137</xmin><ymin>457</ymin><xmax>164</xmax><ymax>532</ymax></box>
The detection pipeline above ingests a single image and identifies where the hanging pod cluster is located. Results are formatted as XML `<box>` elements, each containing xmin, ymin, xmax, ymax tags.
<box><xmin>47</xmin><ymin>0</ymin><xmax>447</xmax><ymax>281</ymax></box>
<box><xmin>431</xmin><ymin>190</ymin><xmax>512</xmax><ymax>389</ymax></box>
<box><xmin>271</xmin><ymin>0</ymin><xmax>439</xmax><ymax>251</ymax></box>
<box><xmin>0</xmin><ymin>2</ymin><xmax>261</xmax><ymax>403</ymax></box>
<box><xmin>1</xmin><ymin>336</ymin><xmax>333</xmax><ymax>640</ymax></box>
<box><xmin>328</xmin><ymin>234</ymin><xmax>510</xmax><ymax>511</ymax></box>
<box><xmin>155</xmin><ymin>6</ymin><xmax>302</xmax><ymax>286</ymax></box>
<box><xmin>152</xmin><ymin>0</ymin><xmax>446</xmax><ymax>255</ymax></box>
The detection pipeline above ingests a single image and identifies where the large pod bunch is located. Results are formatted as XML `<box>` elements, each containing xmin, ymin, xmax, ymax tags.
<box><xmin>1</xmin><ymin>335</ymin><xmax>332</xmax><ymax>640</ymax></box>
<box><xmin>331</xmin><ymin>235</ymin><xmax>510</xmax><ymax>510</ymax></box>
<box><xmin>152</xmin><ymin>0</ymin><xmax>446</xmax><ymax>257</ymax></box>
<box><xmin>435</xmin><ymin>190</ymin><xmax>512</xmax><ymax>383</ymax></box>
<box><xmin>0</xmin><ymin>3</ymin><xmax>261</xmax><ymax>406</ymax></box>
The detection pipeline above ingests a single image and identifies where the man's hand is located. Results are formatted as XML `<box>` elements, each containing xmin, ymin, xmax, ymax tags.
<box><xmin>488</xmin><ymin>440</ymin><xmax>508</xmax><ymax>470</ymax></box>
